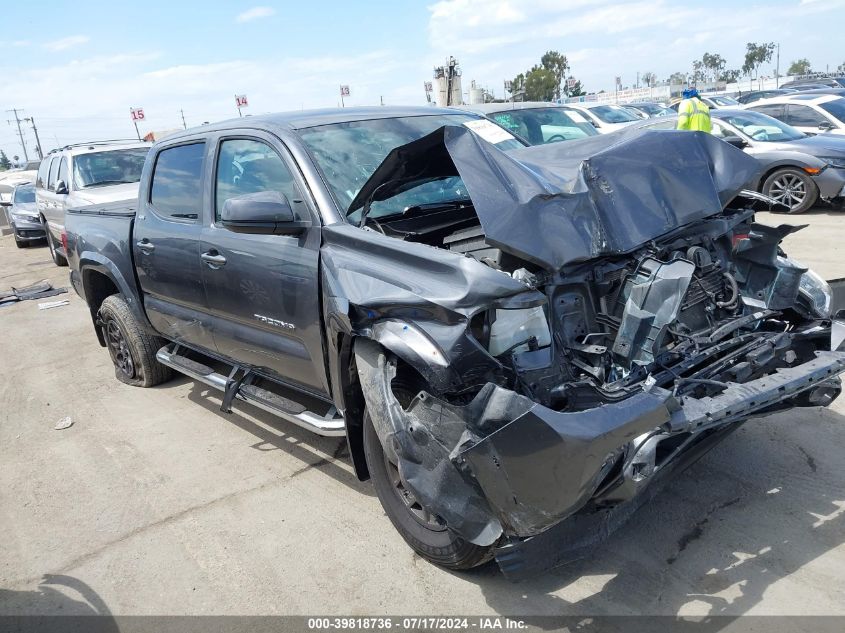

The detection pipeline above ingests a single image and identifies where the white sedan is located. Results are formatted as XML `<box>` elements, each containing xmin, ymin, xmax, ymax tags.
<box><xmin>744</xmin><ymin>94</ymin><xmax>845</xmax><ymax>136</ymax></box>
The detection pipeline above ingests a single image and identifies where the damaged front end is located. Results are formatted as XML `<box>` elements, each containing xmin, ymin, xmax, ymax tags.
<box><xmin>327</xmin><ymin>125</ymin><xmax>845</xmax><ymax>580</ymax></box>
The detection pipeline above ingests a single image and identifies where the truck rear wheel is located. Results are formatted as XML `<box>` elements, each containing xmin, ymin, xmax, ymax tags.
<box><xmin>99</xmin><ymin>295</ymin><xmax>172</xmax><ymax>387</ymax></box>
<box><xmin>362</xmin><ymin>379</ymin><xmax>494</xmax><ymax>571</ymax></box>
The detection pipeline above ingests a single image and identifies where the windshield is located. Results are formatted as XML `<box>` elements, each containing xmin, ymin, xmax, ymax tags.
<box><xmin>716</xmin><ymin>111</ymin><xmax>805</xmax><ymax>142</ymax></box>
<box><xmin>587</xmin><ymin>105</ymin><xmax>640</xmax><ymax>123</ymax></box>
<box><xmin>489</xmin><ymin>107</ymin><xmax>598</xmax><ymax>145</ymax></box>
<box><xmin>709</xmin><ymin>96</ymin><xmax>739</xmax><ymax>106</ymax></box>
<box><xmin>820</xmin><ymin>98</ymin><xmax>845</xmax><ymax>123</ymax></box>
<box><xmin>72</xmin><ymin>147</ymin><xmax>148</xmax><ymax>189</ymax></box>
<box><xmin>297</xmin><ymin>114</ymin><xmax>522</xmax><ymax>220</ymax></box>
<box><xmin>14</xmin><ymin>184</ymin><xmax>35</xmax><ymax>203</ymax></box>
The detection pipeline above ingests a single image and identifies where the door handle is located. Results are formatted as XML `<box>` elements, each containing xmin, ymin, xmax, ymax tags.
<box><xmin>136</xmin><ymin>239</ymin><xmax>155</xmax><ymax>254</ymax></box>
<box><xmin>201</xmin><ymin>251</ymin><xmax>227</xmax><ymax>267</ymax></box>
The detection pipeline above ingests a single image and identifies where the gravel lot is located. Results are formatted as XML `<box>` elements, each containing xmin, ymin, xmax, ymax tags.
<box><xmin>1</xmin><ymin>209</ymin><xmax>844</xmax><ymax>617</ymax></box>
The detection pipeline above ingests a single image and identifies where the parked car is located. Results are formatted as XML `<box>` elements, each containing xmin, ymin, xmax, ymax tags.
<box><xmin>631</xmin><ymin>109</ymin><xmax>845</xmax><ymax>213</ymax></box>
<box><xmin>0</xmin><ymin>182</ymin><xmax>45</xmax><ymax>247</ymax></box>
<box><xmin>35</xmin><ymin>141</ymin><xmax>150</xmax><ymax>266</ymax></box>
<box><xmin>622</xmin><ymin>102</ymin><xmax>675</xmax><ymax>118</ymax></box>
<box><xmin>459</xmin><ymin>102</ymin><xmax>599</xmax><ymax>145</ymax></box>
<box><xmin>781</xmin><ymin>77</ymin><xmax>845</xmax><ymax>89</ymax></box>
<box><xmin>65</xmin><ymin>106</ymin><xmax>845</xmax><ymax>580</ymax></box>
<box><xmin>745</xmin><ymin>94</ymin><xmax>845</xmax><ymax>136</ymax></box>
<box><xmin>557</xmin><ymin>102</ymin><xmax>640</xmax><ymax>132</ymax></box>
<box><xmin>736</xmin><ymin>89</ymin><xmax>797</xmax><ymax>104</ymax></box>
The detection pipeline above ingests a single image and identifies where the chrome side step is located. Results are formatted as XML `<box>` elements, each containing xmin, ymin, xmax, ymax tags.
<box><xmin>156</xmin><ymin>346</ymin><xmax>346</xmax><ymax>437</ymax></box>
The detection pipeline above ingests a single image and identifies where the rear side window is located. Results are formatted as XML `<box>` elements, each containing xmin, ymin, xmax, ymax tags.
<box><xmin>48</xmin><ymin>157</ymin><xmax>61</xmax><ymax>189</ymax></box>
<box><xmin>36</xmin><ymin>159</ymin><xmax>51</xmax><ymax>188</ymax></box>
<box><xmin>751</xmin><ymin>103</ymin><xmax>786</xmax><ymax>120</ymax></box>
<box><xmin>150</xmin><ymin>143</ymin><xmax>206</xmax><ymax>221</ymax></box>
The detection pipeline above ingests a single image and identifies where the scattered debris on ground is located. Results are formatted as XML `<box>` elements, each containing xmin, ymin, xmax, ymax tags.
<box><xmin>0</xmin><ymin>280</ymin><xmax>68</xmax><ymax>308</ymax></box>
<box><xmin>54</xmin><ymin>417</ymin><xmax>73</xmax><ymax>430</ymax></box>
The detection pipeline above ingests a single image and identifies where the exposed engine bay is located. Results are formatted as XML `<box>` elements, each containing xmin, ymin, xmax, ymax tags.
<box><xmin>362</xmin><ymin>197</ymin><xmax>835</xmax><ymax>414</ymax></box>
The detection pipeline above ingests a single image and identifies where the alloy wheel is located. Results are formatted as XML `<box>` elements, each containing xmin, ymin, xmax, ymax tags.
<box><xmin>104</xmin><ymin>318</ymin><xmax>136</xmax><ymax>379</ymax></box>
<box><xmin>768</xmin><ymin>173</ymin><xmax>807</xmax><ymax>209</ymax></box>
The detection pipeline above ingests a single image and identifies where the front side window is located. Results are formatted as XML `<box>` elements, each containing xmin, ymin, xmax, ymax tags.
<box><xmin>72</xmin><ymin>147</ymin><xmax>148</xmax><ymax>189</ymax></box>
<box><xmin>787</xmin><ymin>104</ymin><xmax>828</xmax><ymax>127</ymax></box>
<box><xmin>150</xmin><ymin>143</ymin><xmax>206</xmax><ymax>221</ymax></box>
<box><xmin>57</xmin><ymin>158</ymin><xmax>69</xmax><ymax>188</ymax></box>
<box><xmin>215</xmin><ymin>138</ymin><xmax>301</xmax><ymax>221</ymax></box>
<box><xmin>48</xmin><ymin>157</ymin><xmax>60</xmax><ymax>189</ymax></box>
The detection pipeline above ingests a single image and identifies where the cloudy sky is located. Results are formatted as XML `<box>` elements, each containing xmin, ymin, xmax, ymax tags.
<box><xmin>2</xmin><ymin>0</ymin><xmax>844</xmax><ymax>156</ymax></box>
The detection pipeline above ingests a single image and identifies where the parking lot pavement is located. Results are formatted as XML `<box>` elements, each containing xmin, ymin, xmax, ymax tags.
<box><xmin>1</xmin><ymin>208</ymin><xmax>844</xmax><ymax>618</ymax></box>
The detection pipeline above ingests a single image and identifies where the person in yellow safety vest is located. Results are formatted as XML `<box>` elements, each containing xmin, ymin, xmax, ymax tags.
<box><xmin>676</xmin><ymin>87</ymin><xmax>712</xmax><ymax>133</ymax></box>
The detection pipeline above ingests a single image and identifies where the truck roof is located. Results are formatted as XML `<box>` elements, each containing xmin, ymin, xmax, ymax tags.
<box><xmin>157</xmin><ymin>106</ymin><xmax>471</xmax><ymax>144</ymax></box>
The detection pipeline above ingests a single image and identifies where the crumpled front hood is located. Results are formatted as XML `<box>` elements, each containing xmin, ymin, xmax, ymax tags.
<box><xmin>350</xmin><ymin>125</ymin><xmax>761</xmax><ymax>271</ymax></box>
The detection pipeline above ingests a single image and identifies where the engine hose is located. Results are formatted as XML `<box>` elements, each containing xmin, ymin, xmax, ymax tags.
<box><xmin>716</xmin><ymin>271</ymin><xmax>739</xmax><ymax>309</ymax></box>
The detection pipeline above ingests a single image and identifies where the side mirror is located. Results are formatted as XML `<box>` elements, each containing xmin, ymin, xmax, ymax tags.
<box><xmin>723</xmin><ymin>135</ymin><xmax>748</xmax><ymax>148</ymax></box>
<box><xmin>55</xmin><ymin>180</ymin><xmax>69</xmax><ymax>195</ymax></box>
<box><xmin>220</xmin><ymin>190</ymin><xmax>310</xmax><ymax>236</ymax></box>
<box><xmin>818</xmin><ymin>121</ymin><xmax>835</xmax><ymax>131</ymax></box>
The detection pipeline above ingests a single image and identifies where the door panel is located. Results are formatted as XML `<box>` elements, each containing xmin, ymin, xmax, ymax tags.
<box><xmin>134</xmin><ymin>141</ymin><xmax>215</xmax><ymax>352</ymax></box>
<box><xmin>200</xmin><ymin>135</ymin><xmax>327</xmax><ymax>395</ymax></box>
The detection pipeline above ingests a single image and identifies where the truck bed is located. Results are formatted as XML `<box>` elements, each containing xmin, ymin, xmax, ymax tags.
<box><xmin>65</xmin><ymin>199</ymin><xmax>142</xmax><ymax>323</ymax></box>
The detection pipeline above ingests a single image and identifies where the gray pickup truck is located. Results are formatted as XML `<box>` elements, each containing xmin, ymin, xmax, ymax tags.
<box><xmin>65</xmin><ymin>106</ymin><xmax>845</xmax><ymax>580</ymax></box>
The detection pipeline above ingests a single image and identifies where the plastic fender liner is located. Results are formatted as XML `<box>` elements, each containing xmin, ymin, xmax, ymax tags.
<box><xmin>354</xmin><ymin>337</ymin><xmax>505</xmax><ymax>546</ymax></box>
<box><xmin>459</xmin><ymin>392</ymin><xmax>672</xmax><ymax>538</ymax></box>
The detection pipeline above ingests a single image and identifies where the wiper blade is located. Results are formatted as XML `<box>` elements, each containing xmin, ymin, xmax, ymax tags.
<box><xmin>400</xmin><ymin>199</ymin><xmax>472</xmax><ymax>215</ymax></box>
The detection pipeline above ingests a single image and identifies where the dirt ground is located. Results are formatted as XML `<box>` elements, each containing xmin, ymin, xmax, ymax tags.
<box><xmin>1</xmin><ymin>208</ymin><xmax>844</xmax><ymax>618</ymax></box>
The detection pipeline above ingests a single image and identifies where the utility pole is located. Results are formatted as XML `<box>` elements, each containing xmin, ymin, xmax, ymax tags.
<box><xmin>775</xmin><ymin>43</ymin><xmax>780</xmax><ymax>88</ymax></box>
<box><xmin>23</xmin><ymin>117</ymin><xmax>43</xmax><ymax>159</ymax></box>
<box><xmin>180</xmin><ymin>109</ymin><xmax>187</xmax><ymax>130</ymax></box>
<box><xmin>6</xmin><ymin>108</ymin><xmax>29</xmax><ymax>162</ymax></box>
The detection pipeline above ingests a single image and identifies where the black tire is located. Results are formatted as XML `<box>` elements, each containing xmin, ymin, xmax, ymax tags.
<box><xmin>14</xmin><ymin>235</ymin><xmax>27</xmax><ymax>248</ymax></box>
<box><xmin>762</xmin><ymin>167</ymin><xmax>818</xmax><ymax>214</ymax></box>
<box><xmin>99</xmin><ymin>295</ymin><xmax>172</xmax><ymax>387</ymax></box>
<box><xmin>362</xmin><ymin>380</ymin><xmax>494</xmax><ymax>570</ymax></box>
<box><xmin>44</xmin><ymin>223</ymin><xmax>68</xmax><ymax>266</ymax></box>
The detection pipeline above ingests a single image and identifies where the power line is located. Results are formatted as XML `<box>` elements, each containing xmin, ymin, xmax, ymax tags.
<box><xmin>6</xmin><ymin>108</ymin><xmax>29</xmax><ymax>161</ymax></box>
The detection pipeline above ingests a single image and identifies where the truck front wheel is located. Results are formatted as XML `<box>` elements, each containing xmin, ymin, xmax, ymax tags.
<box><xmin>99</xmin><ymin>295</ymin><xmax>172</xmax><ymax>387</ymax></box>
<box><xmin>362</xmin><ymin>381</ymin><xmax>494</xmax><ymax>570</ymax></box>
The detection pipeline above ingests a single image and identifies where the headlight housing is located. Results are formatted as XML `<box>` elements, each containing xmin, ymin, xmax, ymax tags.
<box><xmin>799</xmin><ymin>268</ymin><xmax>833</xmax><ymax>318</ymax></box>
<box><xmin>471</xmin><ymin>290</ymin><xmax>552</xmax><ymax>357</ymax></box>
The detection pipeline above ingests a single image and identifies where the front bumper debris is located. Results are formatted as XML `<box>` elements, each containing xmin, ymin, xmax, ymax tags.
<box><xmin>355</xmin><ymin>339</ymin><xmax>845</xmax><ymax>579</ymax></box>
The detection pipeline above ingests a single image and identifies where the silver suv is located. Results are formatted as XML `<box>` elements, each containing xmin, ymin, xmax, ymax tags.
<box><xmin>36</xmin><ymin>141</ymin><xmax>150</xmax><ymax>266</ymax></box>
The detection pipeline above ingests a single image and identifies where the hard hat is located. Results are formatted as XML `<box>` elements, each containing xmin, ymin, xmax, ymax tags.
<box><xmin>682</xmin><ymin>87</ymin><xmax>700</xmax><ymax>99</ymax></box>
